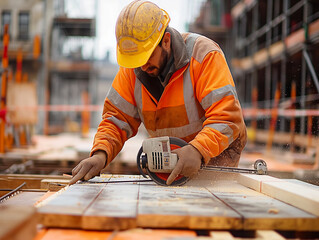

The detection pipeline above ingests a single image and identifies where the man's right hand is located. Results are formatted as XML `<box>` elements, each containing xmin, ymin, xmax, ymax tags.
<box><xmin>69</xmin><ymin>150</ymin><xmax>107</xmax><ymax>185</ymax></box>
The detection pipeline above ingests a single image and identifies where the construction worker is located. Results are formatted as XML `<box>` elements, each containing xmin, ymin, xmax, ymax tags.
<box><xmin>70</xmin><ymin>0</ymin><xmax>247</xmax><ymax>185</ymax></box>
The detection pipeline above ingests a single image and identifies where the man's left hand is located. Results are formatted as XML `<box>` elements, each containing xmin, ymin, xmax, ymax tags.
<box><xmin>166</xmin><ymin>144</ymin><xmax>202</xmax><ymax>185</ymax></box>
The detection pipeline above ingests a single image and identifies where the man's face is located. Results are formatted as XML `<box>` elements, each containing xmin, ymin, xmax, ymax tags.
<box><xmin>140</xmin><ymin>45</ymin><xmax>168</xmax><ymax>77</ymax></box>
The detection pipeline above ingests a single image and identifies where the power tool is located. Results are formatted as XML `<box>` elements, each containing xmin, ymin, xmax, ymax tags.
<box><xmin>137</xmin><ymin>136</ymin><xmax>267</xmax><ymax>186</ymax></box>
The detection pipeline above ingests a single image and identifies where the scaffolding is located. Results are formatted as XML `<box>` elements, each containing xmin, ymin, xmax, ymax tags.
<box><xmin>231</xmin><ymin>0</ymin><xmax>319</xmax><ymax>153</ymax></box>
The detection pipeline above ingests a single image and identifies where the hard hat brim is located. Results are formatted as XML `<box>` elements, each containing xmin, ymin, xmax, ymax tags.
<box><xmin>116</xmin><ymin>43</ymin><xmax>155</xmax><ymax>69</ymax></box>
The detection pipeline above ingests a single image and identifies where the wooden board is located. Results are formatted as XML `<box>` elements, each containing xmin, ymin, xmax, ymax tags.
<box><xmin>83</xmin><ymin>175</ymin><xmax>140</xmax><ymax>230</ymax></box>
<box><xmin>41</xmin><ymin>179</ymin><xmax>70</xmax><ymax>191</ymax></box>
<box><xmin>7</xmin><ymin>82</ymin><xmax>38</xmax><ymax>124</ymax></box>
<box><xmin>1</xmin><ymin>192</ymin><xmax>45</xmax><ymax>206</ymax></box>
<box><xmin>37</xmin><ymin>174</ymin><xmax>319</xmax><ymax>231</ymax></box>
<box><xmin>38</xmin><ymin>183</ymin><xmax>106</xmax><ymax>228</ymax></box>
<box><xmin>238</xmin><ymin>174</ymin><xmax>319</xmax><ymax>217</ymax></box>
<box><xmin>206</xmin><ymin>179</ymin><xmax>319</xmax><ymax>231</ymax></box>
<box><xmin>0</xmin><ymin>205</ymin><xmax>37</xmax><ymax>240</ymax></box>
<box><xmin>137</xmin><ymin>182</ymin><xmax>241</xmax><ymax>229</ymax></box>
<box><xmin>34</xmin><ymin>228</ymin><xmax>196</xmax><ymax>240</ymax></box>
<box><xmin>0</xmin><ymin>174</ymin><xmax>71</xmax><ymax>189</ymax></box>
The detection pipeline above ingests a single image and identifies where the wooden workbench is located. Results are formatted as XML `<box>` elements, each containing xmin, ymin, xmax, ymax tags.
<box><xmin>34</xmin><ymin>173</ymin><xmax>319</xmax><ymax>240</ymax></box>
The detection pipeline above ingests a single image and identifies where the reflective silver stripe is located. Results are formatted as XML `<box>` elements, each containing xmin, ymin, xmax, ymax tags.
<box><xmin>147</xmin><ymin>116</ymin><xmax>205</xmax><ymax>138</ymax></box>
<box><xmin>134</xmin><ymin>79</ymin><xmax>144</xmax><ymax>122</ymax></box>
<box><xmin>183</xmin><ymin>33</ymin><xmax>202</xmax><ymax>123</ymax></box>
<box><xmin>107</xmin><ymin>87</ymin><xmax>139</xmax><ymax>118</ymax></box>
<box><xmin>200</xmin><ymin>84</ymin><xmax>238</xmax><ymax>110</ymax></box>
<box><xmin>183</xmin><ymin>68</ymin><xmax>200</xmax><ymax>122</ymax></box>
<box><xmin>107</xmin><ymin>116</ymin><xmax>133</xmax><ymax>138</ymax></box>
<box><xmin>185</xmin><ymin>33</ymin><xmax>201</xmax><ymax>57</ymax></box>
<box><xmin>205</xmin><ymin>123</ymin><xmax>234</xmax><ymax>144</ymax></box>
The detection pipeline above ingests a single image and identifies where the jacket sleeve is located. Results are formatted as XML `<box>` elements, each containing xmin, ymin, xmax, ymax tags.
<box><xmin>90</xmin><ymin>67</ymin><xmax>141</xmax><ymax>165</ymax></box>
<box><xmin>189</xmin><ymin>51</ymin><xmax>246</xmax><ymax>164</ymax></box>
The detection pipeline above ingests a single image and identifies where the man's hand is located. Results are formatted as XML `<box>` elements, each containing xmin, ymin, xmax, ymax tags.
<box><xmin>69</xmin><ymin>151</ymin><xmax>107</xmax><ymax>185</ymax></box>
<box><xmin>166</xmin><ymin>144</ymin><xmax>202</xmax><ymax>185</ymax></box>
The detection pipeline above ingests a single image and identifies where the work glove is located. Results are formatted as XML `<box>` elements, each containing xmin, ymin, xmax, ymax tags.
<box><xmin>166</xmin><ymin>144</ymin><xmax>203</xmax><ymax>185</ymax></box>
<box><xmin>69</xmin><ymin>150</ymin><xmax>107</xmax><ymax>185</ymax></box>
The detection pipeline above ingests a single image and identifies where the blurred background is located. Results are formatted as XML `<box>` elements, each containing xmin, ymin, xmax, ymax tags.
<box><xmin>0</xmin><ymin>0</ymin><xmax>318</xmax><ymax>185</ymax></box>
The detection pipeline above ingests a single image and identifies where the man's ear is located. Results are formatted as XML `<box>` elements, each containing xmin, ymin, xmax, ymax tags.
<box><xmin>162</xmin><ymin>32</ymin><xmax>171</xmax><ymax>51</ymax></box>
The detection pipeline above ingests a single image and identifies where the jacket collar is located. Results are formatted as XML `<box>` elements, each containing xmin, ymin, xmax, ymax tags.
<box><xmin>133</xmin><ymin>27</ymin><xmax>190</xmax><ymax>101</ymax></box>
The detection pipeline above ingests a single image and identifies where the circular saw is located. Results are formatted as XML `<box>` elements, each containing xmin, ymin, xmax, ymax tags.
<box><xmin>136</xmin><ymin>136</ymin><xmax>189</xmax><ymax>186</ymax></box>
<box><xmin>137</xmin><ymin>136</ymin><xmax>268</xmax><ymax>186</ymax></box>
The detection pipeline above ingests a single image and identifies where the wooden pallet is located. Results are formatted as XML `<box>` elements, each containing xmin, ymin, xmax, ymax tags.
<box><xmin>37</xmin><ymin>173</ymin><xmax>319</xmax><ymax>232</ymax></box>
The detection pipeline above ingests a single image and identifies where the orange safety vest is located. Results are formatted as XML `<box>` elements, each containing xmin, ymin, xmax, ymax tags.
<box><xmin>92</xmin><ymin>32</ymin><xmax>247</xmax><ymax>166</ymax></box>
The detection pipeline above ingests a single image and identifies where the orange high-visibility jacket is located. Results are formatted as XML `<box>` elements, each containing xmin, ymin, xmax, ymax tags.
<box><xmin>91</xmin><ymin>27</ymin><xmax>247</xmax><ymax>166</ymax></box>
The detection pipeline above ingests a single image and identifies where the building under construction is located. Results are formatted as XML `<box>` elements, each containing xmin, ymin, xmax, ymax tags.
<box><xmin>231</xmin><ymin>0</ymin><xmax>319</xmax><ymax>153</ymax></box>
<box><xmin>190</xmin><ymin>0</ymin><xmax>319</xmax><ymax>174</ymax></box>
<box><xmin>1</xmin><ymin>1</ymin><xmax>319</xmax><ymax>239</ymax></box>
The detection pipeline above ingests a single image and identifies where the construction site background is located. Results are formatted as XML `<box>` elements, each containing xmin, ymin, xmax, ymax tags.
<box><xmin>0</xmin><ymin>0</ymin><xmax>318</xmax><ymax>185</ymax></box>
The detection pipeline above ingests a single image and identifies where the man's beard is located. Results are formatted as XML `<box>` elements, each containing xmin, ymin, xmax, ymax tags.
<box><xmin>147</xmin><ymin>48</ymin><xmax>168</xmax><ymax>78</ymax></box>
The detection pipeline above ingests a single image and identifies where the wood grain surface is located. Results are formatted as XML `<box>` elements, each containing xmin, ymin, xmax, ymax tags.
<box><xmin>37</xmin><ymin>174</ymin><xmax>319</xmax><ymax>231</ymax></box>
<box><xmin>238</xmin><ymin>174</ymin><xmax>319</xmax><ymax>217</ymax></box>
<box><xmin>0</xmin><ymin>205</ymin><xmax>37</xmax><ymax>240</ymax></box>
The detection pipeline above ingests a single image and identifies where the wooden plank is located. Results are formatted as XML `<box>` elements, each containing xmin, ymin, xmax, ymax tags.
<box><xmin>309</xmin><ymin>18</ymin><xmax>319</xmax><ymax>39</ymax></box>
<box><xmin>34</xmin><ymin>229</ymin><xmax>111</xmax><ymax>240</ymax></box>
<box><xmin>207</xmin><ymin>179</ymin><xmax>319</xmax><ymax>230</ymax></box>
<box><xmin>256</xmin><ymin>230</ymin><xmax>286</xmax><ymax>240</ymax></box>
<box><xmin>0</xmin><ymin>178</ymin><xmax>42</xmax><ymax>189</ymax></box>
<box><xmin>34</xmin><ymin>227</ymin><xmax>196</xmax><ymax>240</ymax></box>
<box><xmin>1</xmin><ymin>192</ymin><xmax>45</xmax><ymax>206</ymax></box>
<box><xmin>238</xmin><ymin>174</ymin><xmax>319</xmax><ymax>218</ymax></box>
<box><xmin>7</xmin><ymin>82</ymin><xmax>38</xmax><ymax>124</ymax></box>
<box><xmin>36</xmin><ymin>174</ymin><xmax>319</xmax><ymax>232</ymax></box>
<box><xmin>137</xmin><ymin>182</ymin><xmax>242</xmax><ymax>229</ymax></box>
<box><xmin>37</xmin><ymin>183</ymin><xmax>106</xmax><ymax>228</ymax></box>
<box><xmin>241</xmin><ymin>57</ymin><xmax>254</xmax><ymax>70</ymax></box>
<box><xmin>41</xmin><ymin>179</ymin><xmax>69</xmax><ymax>191</ymax></box>
<box><xmin>209</xmin><ymin>231</ymin><xmax>235</xmax><ymax>239</ymax></box>
<box><xmin>0</xmin><ymin>174</ymin><xmax>70</xmax><ymax>189</ymax></box>
<box><xmin>269</xmin><ymin>41</ymin><xmax>284</xmax><ymax>58</ymax></box>
<box><xmin>253</xmin><ymin>48</ymin><xmax>268</xmax><ymax>66</ymax></box>
<box><xmin>0</xmin><ymin>205</ymin><xmax>37</xmax><ymax>240</ymax></box>
<box><xmin>237</xmin><ymin>174</ymin><xmax>279</xmax><ymax>192</ymax></box>
<box><xmin>113</xmin><ymin>228</ymin><xmax>196</xmax><ymax>240</ymax></box>
<box><xmin>82</xmin><ymin>175</ymin><xmax>140</xmax><ymax>230</ymax></box>
<box><xmin>262</xmin><ymin>181</ymin><xmax>319</xmax><ymax>219</ymax></box>
<box><xmin>285</xmin><ymin>28</ymin><xmax>305</xmax><ymax>50</ymax></box>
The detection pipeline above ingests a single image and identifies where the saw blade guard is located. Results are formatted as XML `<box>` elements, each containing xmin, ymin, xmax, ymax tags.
<box><xmin>136</xmin><ymin>137</ymin><xmax>189</xmax><ymax>186</ymax></box>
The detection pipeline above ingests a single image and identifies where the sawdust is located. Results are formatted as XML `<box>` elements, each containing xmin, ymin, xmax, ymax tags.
<box><xmin>268</xmin><ymin>208</ymin><xmax>279</xmax><ymax>214</ymax></box>
<box><xmin>35</xmin><ymin>185</ymin><xmax>69</xmax><ymax>208</ymax></box>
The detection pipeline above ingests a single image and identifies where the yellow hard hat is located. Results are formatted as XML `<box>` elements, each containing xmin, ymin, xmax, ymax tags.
<box><xmin>115</xmin><ymin>0</ymin><xmax>170</xmax><ymax>68</ymax></box>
